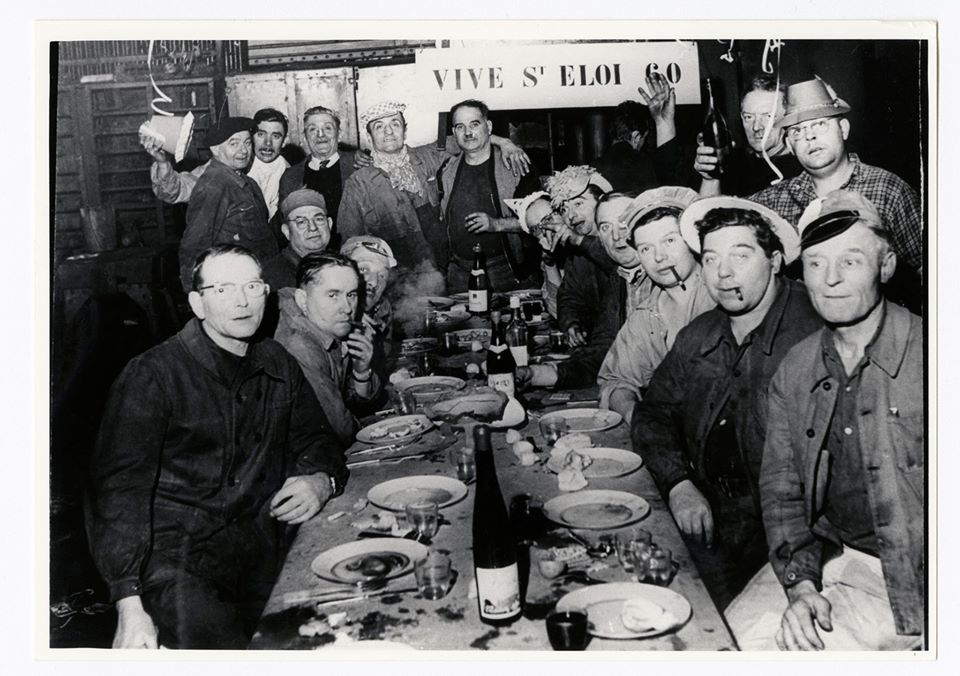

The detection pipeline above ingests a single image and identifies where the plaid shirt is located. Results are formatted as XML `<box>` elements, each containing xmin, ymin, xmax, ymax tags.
<box><xmin>750</xmin><ymin>154</ymin><xmax>923</xmax><ymax>272</ymax></box>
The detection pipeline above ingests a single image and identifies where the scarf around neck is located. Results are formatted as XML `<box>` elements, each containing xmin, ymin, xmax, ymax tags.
<box><xmin>371</xmin><ymin>145</ymin><xmax>423</xmax><ymax>197</ymax></box>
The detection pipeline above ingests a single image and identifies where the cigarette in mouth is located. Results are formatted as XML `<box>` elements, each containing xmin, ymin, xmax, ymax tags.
<box><xmin>668</xmin><ymin>266</ymin><xmax>686</xmax><ymax>291</ymax></box>
<box><xmin>734</xmin><ymin>288</ymin><xmax>744</xmax><ymax>301</ymax></box>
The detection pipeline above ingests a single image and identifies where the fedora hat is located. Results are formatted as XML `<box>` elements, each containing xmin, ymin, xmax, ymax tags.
<box><xmin>776</xmin><ymin>77</ymin><xmax>851</xmax><ymax>129</ymax></box>
<box><xmin>679</xmin><ymin>195</ymin><xmax>800</xmax><ymax>264</ymax></box>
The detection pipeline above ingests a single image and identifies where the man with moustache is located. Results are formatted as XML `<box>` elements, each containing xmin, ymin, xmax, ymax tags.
<box><xmin>146</xmin><ymin>108</ymin><xmax>291</xmax><ymax>220</ymax></box>
<box><xmin>278</xmin><ymin>106</ymin><xmax>356</xmax><ymax>249</ymax></box>
<box><xmin>749</xmin><ymin>78</ymin><xmax>922</xmax><ymax>308</ymax></box>
<box><xmin>505</xmin><ymin>192</ymin><xmax>565</xmax><ymax>318</ymax></box>
<box><xmin>338</xmin><ymin>101</ymin><xmax>528</xmax><ymax>277</ymax></box>
<box><xmin>274</xmin><ymin>252</ymin><xmax>381</xmax><ymax>446</ymax></box>
<box><xmin>597</xmin><ymin>187</ymin><xmax>717</xmax><ymax>423</ymax></box>
<box><xmin>727</xmin><ymin>191</ymin><xmax>924</xmax><ymax>651</ymax></box>
<box><xmin>178</xmin><ymin>118</ymin><xmax>278</xmax><ymax>291</ymax></box>
<box><xmin>695</xmin><ymin>75</ymin><xmax>802</xmax><ymax>197</ymax></box>
<box><xmin>86</xmin><ymin>244</ymin><xmax>346</xmax><ymax>649</ymax></box>
<box><xmin>631</xmin><ymin>196</ymin><xmax>822</xmax><ymax>610</ymax></box>
<box><xmin>439</xmin><ymin>99</ymin><xmax>541</xmax><ymax>292</ymax></box>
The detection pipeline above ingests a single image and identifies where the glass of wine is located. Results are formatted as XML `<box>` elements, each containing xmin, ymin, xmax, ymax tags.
<box><xmin>546</xmin><ymin>610</ymin><xmax>590</xmax><ymax>650</ymax></box>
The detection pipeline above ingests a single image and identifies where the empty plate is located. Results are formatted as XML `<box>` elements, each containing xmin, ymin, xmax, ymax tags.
<box><xmin>543</xmin><ymin>490</ymin><xmax>650</xmax><ymax>529</ymax></box>
<box><xmin>367</xmin><ymin>475</ymin><xmax>468</xmax><ymax>512</ymax></box>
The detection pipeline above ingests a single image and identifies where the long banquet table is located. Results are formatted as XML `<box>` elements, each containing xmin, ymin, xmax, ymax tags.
<box><xmin>249</xmin><ymin>387</ymin><xmax>737</xmax><ymax>651</ymax></box>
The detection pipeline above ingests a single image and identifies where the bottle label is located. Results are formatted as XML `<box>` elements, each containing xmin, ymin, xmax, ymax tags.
<box><xmin>488</xmin><ymin>343</ymin><xmax>508</xmax><ymax>354</ymax></box>
<box><xmin>476</xmin><ymin>565</ymin><xmax>521</xmax><ymax>621</ymax></box>
<box><xmin>468</xmin><ymin>290</ymin><xmax>488</xmax><ymax>312</ymax></box>
<box><xmin>488</xmin><ymin>373</ymin><xmax>516</xmax><ymax>397</ymax></box>
<box><xmin>470</xmin><ymin>269</ymin><xmax>486</xmax><ymax>276</ymax></box>
<box><xmin>509</xmin><ymin>345</ymin><xmax>529</xmax><ymax>367</ymax></box>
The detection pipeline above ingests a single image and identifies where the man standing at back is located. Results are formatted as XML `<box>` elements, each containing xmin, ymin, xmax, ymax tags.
<box><xmin>440</xmin><ymin>99</ymin><xmax>541</xmax><ymax>293</ymax></box>
<box><xmin>748</xmin><ymin>77</ymin><xmax>922</xmax><ymax>309</ymax></box>
<box><xmin>178</xmin><ymin>118</ymin><xmax>278</xmax><ymax>291</ymax></box>
<box><xmin>278</xmin><ymin>106</ymin><xmax>355</xmax><ymax>249</ymax></box>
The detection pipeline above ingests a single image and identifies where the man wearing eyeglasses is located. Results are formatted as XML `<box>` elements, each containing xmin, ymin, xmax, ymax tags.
<box><xmin>748</xmin><ymin>78</ymin><xmax>922</xmax><ymax>311</ymax></box>
<box><xmin>178</xmin><ymin>118</ymin><xmax>279</xmax><ymax>292</ymax></box>
<box><xmin>261</xmin><ymin>189</ymin><xmax>333</xmax><ymax>290</ymax></box>
<box><xmin>694</xmin><ymin>74</ymin><xmax>802</xmax><ymax>197</ymax></box>
<box><xmin>86</xmin><ymin>244</ymin><xmax>346</xmax><ymax>649</ymax></box>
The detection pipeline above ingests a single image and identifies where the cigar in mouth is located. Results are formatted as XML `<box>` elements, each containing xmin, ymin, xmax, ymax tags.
<box><xmin>734</xmin><ymin>288</ymin><xmax>744</xmax><ymax>301</ymax></box>
<box><xmin>668</xmin><ymin>265</ymin><xmax>686</xmax><ymax>291</ymax></box>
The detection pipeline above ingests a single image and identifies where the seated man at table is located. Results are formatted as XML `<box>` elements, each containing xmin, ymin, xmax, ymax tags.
<box><xmin>341</xmin><ymin>235</ymin><xmax>397</xmax><ymax>363</ymax></box>
<box><xmin>631</xmin><ymin>197</ymin><xmax>822</xmax><ymax>610</ymax></box>
<box><xmin>516</xmin><ymin>192</ymin><xmax>645</xmax><ymax>391</ymax></box>
<box><xmin>597</xmin><ymin>187</ymin><xmax>716</xmax><ymax>422</ymax></box>
<box><xmin>504</xmin><ymin>191</ymin><xmax>565</xmax><ymax>318</ymax></box>
<box><xmin>274</xmin><ymin>251</ymin><xmax>382</xmax><ymax>446</ymax></box>
<box><xmin>85</xmin><ymin>244</ymin><xmax>347</xmax><ymax>649</ymax></box>
<box><xmin>726</xmin><ymin>191</ymin><xmax>924</xmax><ymax>651</ymax></box>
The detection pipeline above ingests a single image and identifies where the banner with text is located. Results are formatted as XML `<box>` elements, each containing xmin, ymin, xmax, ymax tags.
<box><xmin>415</xmin><ymin>41</ymin><xmax>701</xmax><ymax>112</ymax></box>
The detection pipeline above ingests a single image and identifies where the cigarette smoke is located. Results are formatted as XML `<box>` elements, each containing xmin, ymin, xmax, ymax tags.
<box><xmin>388</xmin><ymin>260</ymin><xmax>446</xmax><ymax>337</ymax></box>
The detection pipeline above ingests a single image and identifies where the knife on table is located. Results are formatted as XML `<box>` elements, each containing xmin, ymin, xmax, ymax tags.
<box><xmin>346</xmin><ymin>452</ymin><xmax>427</xmax><ymax>468</ymax></box>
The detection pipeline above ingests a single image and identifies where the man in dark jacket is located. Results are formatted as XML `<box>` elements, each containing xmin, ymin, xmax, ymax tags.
<box><xmin>631</xmin><ymin>196</ymin><xmax>821</xmax><ymax>610</ymax></box>
<box><xmin>727</xmin><ymin>191</ymin><xmax>924</xmax><ymax>651</ymax></box>
<box><xmin>179</xmin><ymin>118</ymin><xmax>278</xmax><ymax>291</ymax></box>
<box><xmin>86</xmin><ymin>244</ymin><xmax>346</xmax><ymax>649</ymax></box>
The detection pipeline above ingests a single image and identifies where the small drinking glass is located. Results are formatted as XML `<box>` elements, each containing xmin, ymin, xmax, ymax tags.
<box><xmin>616</xmin><ymin>529</ymin><xmax>654</xmax><ymax>576</ymax></box>
<box><xmin>393</xmin><ymin>389</ymin><xmax>417</xmax><ymax>415</ymax></box>
<box><xmin>546</xmin><ymin>610</ymin><xmax>590</xmax><ymax>651</ymax></box>
<box><xmin>644</xmin><ymin>546</ymin><xmax>675</xmax><ymax>585</ymax></box>
<box><xmin>448</xmin><ymin>447</ymin><xmax>476</xmax><ymax>483</ymax></box>
<box><xmin>405</xmin><ymin>500</ymin><xmax>440</xmax><ymax>540</ymax></box>
<box><xmin>414</xmin><ymin>550</ymin><xmax>454</xmax><ymax>600</ymax></box>
<box><xmin>539</xmin><ymin>418</ymin><xmax>568</xmax><ymax>446</ymax></box>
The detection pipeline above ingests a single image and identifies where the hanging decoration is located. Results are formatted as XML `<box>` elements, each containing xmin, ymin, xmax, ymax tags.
<box><xmin>759</xmin><ymin>38</ymin><xmax>786</xmax><ymax>185</ymax></box>
<box><xmin>718</xmin><ymin>39</ymin><xmax>736</xmax><ymax>63</ymax></box>
<box><xmin>137</xmin><ymin>39</ymin><xmax>195</xmax><ymax>163</ymax></box>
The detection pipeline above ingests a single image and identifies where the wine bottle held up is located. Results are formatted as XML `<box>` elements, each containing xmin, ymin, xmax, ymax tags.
<box><xmin>701</xmin><ymin>77</ymin><xmax>733</xmax><ymax>178</ymax></box>
<box><xmin>468</xmin><ymin>242</ymin><xmax>490</xmax><ymax>316</ymax></box>
<box><xmin>486</xmin><ymin>310</ymin><xmax>517</xmax><ymax>397</ymax></box>
<box><xmin>472</xmin><ymin>424</ymin><xmax>522</xmax><ymax>626</ymax></box>
<box><xmin>505</xmin><ymin>296</ymin><xmax>529</xmax><ymax>367</ymax></box>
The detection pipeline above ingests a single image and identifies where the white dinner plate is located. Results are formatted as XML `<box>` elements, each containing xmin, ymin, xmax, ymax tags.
<box><xmin>394</xmin><ymin>376</ymin><xmax>466</xmax><ymax>403</ymax></box>
<box><xmin>400</xmin><ymin>337</ymin><xmax>438</xmax><ymax>355</ymax></box>
<box><xmin>539</xmin><ymin>408</ymin><xmax>623</xmax><ymax>433</ymax></box>
<box><xmin>356</xmin><ymin>414</ymin><xmax>433</xmax><ymax>445</ymax></box>
<box><xmin>310</xmin><ymin>538</ymin><xmax>428</xmax><ymax>585</ymax></box>
<box><xmin>542</xmin><ymin>489</ymin><xmax>650</xmax><ymax>529</ymax></box>
<box><xmin>546</xmin><ymin>447</ymin><xmax>643</xmax><ymax>478</ymax></box>
<box><xmin>556</xmin><ymin>582</ymin><xmax>691</xmax><ymax>639</ymax></box>
<box><xmin>507</xmin><ymin>288</ymin><xmax>543</xmax><ymax>300</ymax></box>
<box><xmin>433</xmin><ymin>310</ymin><xmax>471</xmax><ymax>326</ymax></box>
<box><xmin>367</xmin><ymin>475</ymin><xmax>468</xmax><ymax>512</ymax></box>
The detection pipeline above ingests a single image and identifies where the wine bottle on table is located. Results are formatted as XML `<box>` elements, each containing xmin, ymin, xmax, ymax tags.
<box><xmin>472</xmin><ymin>424</ymin><xmax>522</xmax><ymax>626</ymax></box>
<box><xmin>505</xmin><ymin>296</ymin><xmax>529</xmax><ymax>366</ymax></box>
<box><xmin>486</xmin><ymin>310</ymin><xmax>517</xmax><ymax>397</ymax></box>
<box><xmin>468</xmin><ymin>242</ymin><xmax>490</xmax><ymax>316</ymax></box>
<box><xmin>701</xmin><ymin>77</ymin><xmax>733</xmax><ymax>178</ymax></box>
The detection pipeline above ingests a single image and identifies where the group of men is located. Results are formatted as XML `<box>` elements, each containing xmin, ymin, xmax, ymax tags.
<box><xmin>85</xmin><ymin>72</ymin><xmax>925</xmax><ymax>651</ymax></box>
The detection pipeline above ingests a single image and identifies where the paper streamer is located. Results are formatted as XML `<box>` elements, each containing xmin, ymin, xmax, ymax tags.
<box><xmin>759</xmin><ymin>39</ymin><xmax>785</xmax><ymax>185</ymax></box>
<box><xmin>147</xmin><ymin>40</ymin><xmax>173</xmax><ymax>117</ymax></box>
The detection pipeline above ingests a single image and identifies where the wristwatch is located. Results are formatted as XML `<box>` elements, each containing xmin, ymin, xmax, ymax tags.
<box><xmin>327</xmin><ymin>473</ymin><xmax>342</xmax><ymax>497</ymax></box>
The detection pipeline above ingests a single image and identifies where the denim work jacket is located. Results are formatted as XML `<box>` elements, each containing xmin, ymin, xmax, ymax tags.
<box><xmin>631</xmin><ymin>279</ymin><xmax>822</xmax><ymax>500</ymax></box>
<box><xmin>760</xmin><ymin>302</ymin><xmax>925</xmax><ymax>635</ymax></box>
<box><xmin>85</xmin><ymin>319</ymin><xmax>347</xmax><ymax>602</ymax></box>
<box><xmin>337</xmin><ymin>145</ymin><xmax>447</xmax><ymax>271</ymax></box>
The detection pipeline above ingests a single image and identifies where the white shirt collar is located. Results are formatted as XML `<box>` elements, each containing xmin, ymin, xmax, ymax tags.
<box><xmin>308</xmin><ymin>153</ymin><xmax>340</xmax><ymax>170</ymax></box>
